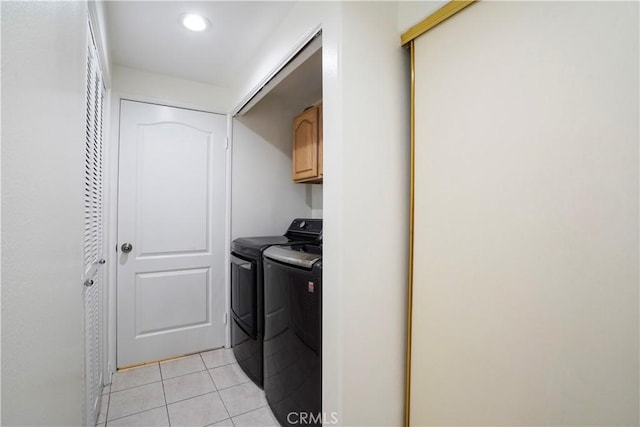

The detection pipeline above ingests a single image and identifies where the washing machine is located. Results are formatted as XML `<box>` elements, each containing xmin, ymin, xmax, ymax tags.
<box><xmin>263</xmin><ymin>242</ymin><xmax>322</xmax><ymax>426</ymax></box>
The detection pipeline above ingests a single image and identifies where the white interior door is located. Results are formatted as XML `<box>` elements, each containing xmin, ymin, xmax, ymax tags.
<box><xmin>117</xmin><ymin>100</ymin><xmax>227</xmax><ymax>368</ymax></box>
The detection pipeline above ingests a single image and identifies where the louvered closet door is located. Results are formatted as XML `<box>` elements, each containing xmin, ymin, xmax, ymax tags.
<box><xmin>83</xmin><ymin>25</ymin><xmax>106</xmax><ymax>427</ymax></box>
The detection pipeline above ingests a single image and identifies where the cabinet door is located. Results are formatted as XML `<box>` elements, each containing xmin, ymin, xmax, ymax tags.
<box><xmin>292</xmin><ymin>107</ymin><xmax>319</xmax><ymax>181</ymax></box>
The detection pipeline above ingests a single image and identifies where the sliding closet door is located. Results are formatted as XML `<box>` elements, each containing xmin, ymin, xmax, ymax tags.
<box><xmin>410</xmin><ymin>2</ymin><xmax>638</xmax><ymax>425</ymax></box>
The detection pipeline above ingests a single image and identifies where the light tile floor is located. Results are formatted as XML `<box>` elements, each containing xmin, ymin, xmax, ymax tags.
<box><xmin>96</xmin><ymin>348</ymin><xmax>280</xmax><ymax>427</ymax></box>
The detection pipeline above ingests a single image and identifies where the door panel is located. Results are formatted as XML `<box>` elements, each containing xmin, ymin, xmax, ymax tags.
<box><xmin>117</xmin><ymin>100</ymin><xmax>226</xmax><ymax>367</ymax></box>
<box><xmin>136</xmin><ymin>268</ymin><xmax>210</xmax><ymax>335</ymax></box>
<box><xmin>137</xmin><ymin>124</ymin><xmax>210</xmax><ymax>256</ymax></box>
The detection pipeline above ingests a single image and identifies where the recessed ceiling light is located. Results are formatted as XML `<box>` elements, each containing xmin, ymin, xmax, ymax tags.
<box><xmin>180</xmin><ymin>13</ymin><xmax>210</xmax><ymax>32</ymax></box>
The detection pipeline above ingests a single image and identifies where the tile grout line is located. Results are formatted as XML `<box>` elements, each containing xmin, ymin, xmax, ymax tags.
<box><xmin>230</xmin><ymin>403</ymin><xmax>272</xmax><ymax>420</ymax></box>
<box><xmin>167</xmin><ymin>390</ymin><xmax>218</xmax><ymax>406</ymax></box>
<box><xmin>110</xmin><ymin>378</ymin><xmax>163</xmax><ymax>394</ymax></box>
<box><xmin>202</xmin><ymin>351</ymin><xmax>275</xmax><ymax>423</ymax></box>
<box><xmin>106</xmin><ymin>350</ymin><xmax>240</xmax><ymax>426</ymax></box>
<box><xmin>161</xmin><ymin>368</ymin><xmax>207</xmax><ymax>381</ymax></box>
<box><xmin>106</xmin><ymin>363</ymin><xmax>164</xmax><ymax>423</ymax></box>
<box><xmin>202</xmin><ymin>352</ymin><xmax>233</xmax><ymax>423</ymax></box>
<box><xmin>206</xmin><ymin>360</ymin><xmax>237</xmax><ymax>369</ymax></box>
<box><xmin>110</xmin><ymin>362</ymin><xmax>237</xmax><ymax>394</ymax></box>
<box><xmin>202</xmin><ymin>347</ymin><xmax>237</xmax><ymax>370</ymax></box>
<box><xmin>203</xmin><ymin>419</ymin><xmax>235</xmax><ymax>427</ymax></box>
<box><xmin>159</xmin><ymin>362</ymin><xmax>172</xmax><ymax>427</ymax></box>
<box><xmin>214</xmin><ymin>379</ymin><xmax>250</xmax><ymax>393</ymax></box>
<box><xmin>105</xmin><ymin>405</ymin><xmax>167</xmax><ymax>423</ymax></box>
<box><xmin>204</xmin><ymin>360</ymin><xmax>237</xmax><ymax>370</ymax></box>
<box><xmin>154</xmin><ymin>381</ymin><xmax>253</xmax><ymax>409</ymax></box>
<box><xmin>103</xmin><ymin>387</ymin><xmax>111</xmax><ymax>427</ymax></box>
<box><xmin>212</xmin><ymin>383</ymin><xmax>273</xmax><ymax>421</ymax></box>
<box><xmin>201</xmin><ymin>353</ymin><xmax>219</xmax><ymax>393</ymax></box>
<box><xmin>112</xmin><ymin>371</ymin><xmax>229</xmax><ymax>402</ymax></box>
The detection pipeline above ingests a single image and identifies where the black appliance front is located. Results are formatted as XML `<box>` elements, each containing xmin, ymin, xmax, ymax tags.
<box><xmin>231</xmin><ymin>219</ymin><xmax>322</xmax><ymax>390</ymax></box>
<box><xmin>230</xmin><ymin>252</ymin><xmax>262</xmax><ymax>386</ymax></box>
<box><xmin>263</xmin><ymin>255</ymin><xmax>322</xmax><ymax>427</ymax></box>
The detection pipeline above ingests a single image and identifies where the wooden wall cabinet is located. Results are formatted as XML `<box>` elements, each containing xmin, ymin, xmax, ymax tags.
<box><xmin>292</xmin><ymin>103</ymin><xmax>323</xmax><ymax>183</ymax></box>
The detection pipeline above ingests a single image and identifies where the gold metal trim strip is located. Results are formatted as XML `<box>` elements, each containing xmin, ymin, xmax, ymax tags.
<box><xmin>401</xmin><ymin>1</ymin><xmax>476</xmax><ymax>46</ymax></box>
<box><xmin>405</xmin><ymin>39</ymin><xmax>416</xmax><ymax>427</ymax></box>
<box><xmin>117</xmin><ymin>349</ymin><xmax>212</xmax><ymax>371</ymax></box>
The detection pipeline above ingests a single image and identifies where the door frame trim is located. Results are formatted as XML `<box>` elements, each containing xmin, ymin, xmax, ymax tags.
<box><xmin>105</xmin><ymin>92</ymin><xmax>232</xmax><ymax>379</ymax></box>
<box><xmin>225</xmin><ymin>113</ymin><xmax>233</xmax><ymax>347</ymax></box>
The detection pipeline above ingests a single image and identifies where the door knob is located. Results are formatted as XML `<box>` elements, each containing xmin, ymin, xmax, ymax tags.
<box><xmin>121</xmin><ymin>243</ymin><xmax>133</xmax><ymax>253</ymax></box>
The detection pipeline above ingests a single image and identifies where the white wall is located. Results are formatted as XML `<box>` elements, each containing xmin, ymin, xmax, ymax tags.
<box><xmin>410</xmin><ymin>2</ymin><xmax>639</xmax><ymax>425</ymax></box>
<box><xmin>112</xmin><ymin>65</ymin><xmax>235</xmax><ymax>114</ymax></box>
<box><xmin>309</xmin><ymin>185</ymin><xmax>323</xmax><ymax>219</ymax></box>
<box><xmin>1</xmin><ymin>2</ymin><xmax>88</xmax><ymax>425</ymax></box>
<box><xmin>397</xmin><ymin>0</ymin><xmax>446</xmax><ymax>33</ymax></box>
<box><xmin>239</xmin><ymin>3</ymin><xmax>410</xmax><ymax>425</ymax></box>
<box><xmin>232</xmin><ymin>94</ymin><xmax>314</xmax><ymax>238</ymax></box>
<box><xmin>326</xmin><ymin>3</ymin><xmax>410</xmax><ymax>425</ymax></box>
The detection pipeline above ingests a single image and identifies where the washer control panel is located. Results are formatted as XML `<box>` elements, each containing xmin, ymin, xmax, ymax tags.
<box><xmin>288</xmin><ymin>218</ymin><xmax>322</xmax><ymax>236</ymax></box>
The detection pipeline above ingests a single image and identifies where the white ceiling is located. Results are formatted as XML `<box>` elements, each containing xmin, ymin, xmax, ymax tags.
<box><xmin>105</xmin><ymin>1</ymin><xmax>296</xmax><ymax>89</ymax></box>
